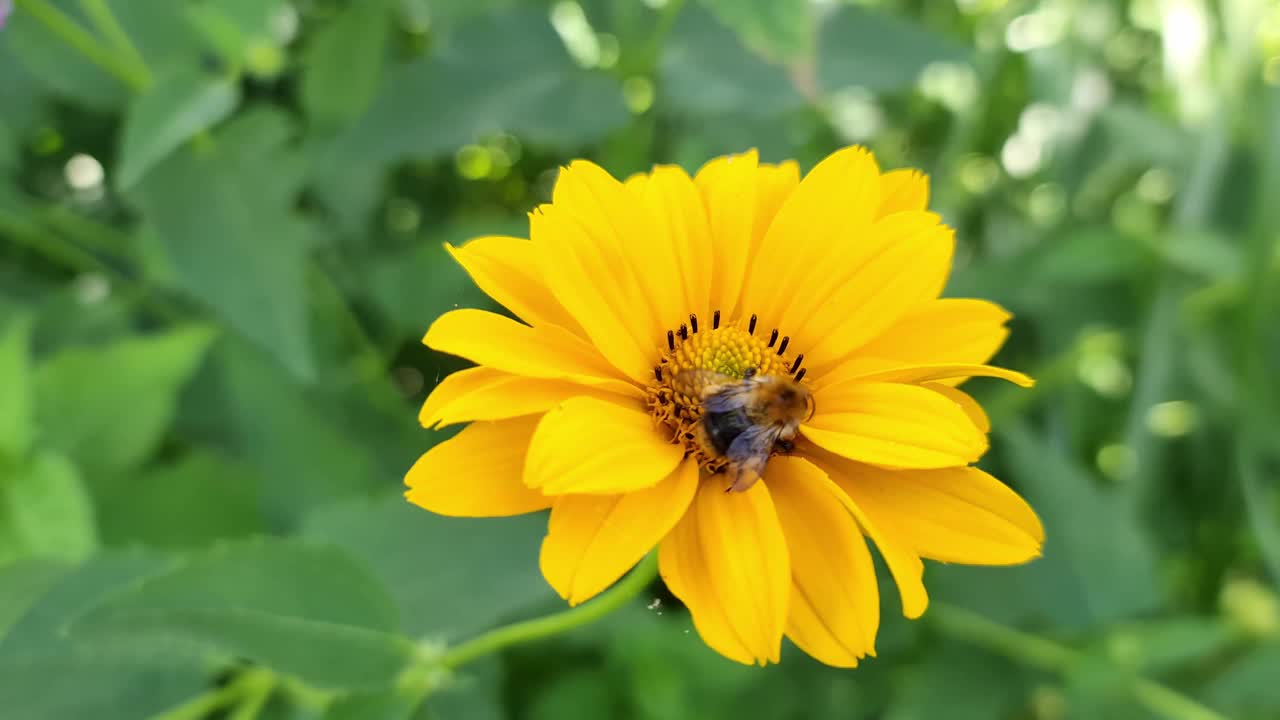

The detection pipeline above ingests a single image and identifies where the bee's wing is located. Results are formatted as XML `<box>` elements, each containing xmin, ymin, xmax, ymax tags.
<box><xmin>724</xmin><ymin>423</ymin><xmax>783</xmax><ymax>492</ymax></box>
<box><xmin>672</xmin><ymin>369</ymin><xmax>743</xmax><ymax>403</ymax></box>
<box><xmin>702</xmin><ymin>383</ymin><xmax>757</xmax><ymax>413</ymax></box>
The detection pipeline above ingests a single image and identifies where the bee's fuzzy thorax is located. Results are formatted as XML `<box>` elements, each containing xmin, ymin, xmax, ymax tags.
<box><xmin>644</xmin><ymin>314</ymin><xmax>810</xmax><ymax>479</ymax></box>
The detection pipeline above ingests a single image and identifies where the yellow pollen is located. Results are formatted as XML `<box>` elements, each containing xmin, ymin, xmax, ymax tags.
<box><xmin>645</xmin><ymin>317</ymin><xmax>804</xmax><ymax>474</ymax></box>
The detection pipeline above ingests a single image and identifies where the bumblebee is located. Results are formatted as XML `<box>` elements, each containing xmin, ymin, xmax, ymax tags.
<box><xmin>677</xmin><ymin>369</ymin><xmax>813</xmax><ymax>492</ymax></box>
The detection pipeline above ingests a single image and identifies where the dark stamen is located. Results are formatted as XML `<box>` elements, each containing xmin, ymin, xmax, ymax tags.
<box><xmin>654</xmin><ymin>367</ymin><xmax>664</xmax><ymax>382</ymax></box>
<box><xmin>712</xmin><ymin>310</ymin><xmax>721</xmax><ymax>329</ymax></box>
<box><xmin>666</xmin><ymin>330</ymin><xmax>675</xmax><ymax>350</ymax></box>
<box><xmin>767</xmin><ymin>329</ymin><xmax>779</xmax><ymax>348</ymax></box>
<box><xmin>790</xmin><ymin>354</ymin><xmax>804</xmax><ymax>374</ymax></box>
<box><xmin>689</xmin><ymin>314</ymin><xmax>699</xmax><ymax>334</ymax></box>
<box><xmin>794</xmin><ymin>368</ymin><xmax>807</xmax><ymax>382</ymax></box>
<box><xmin>748</xmin><ymin>314</ymin><xmax>758</xmax><ymax>334</ymax></box>
<box><xmin>777</xmin><ymin>336</ymin><xmax>790</xmax><ymax>355</ymax></box>
<box><xmin>678</xmin><ymin>324</ymin><xmax>688</xmax><ymax>340</ymax></box>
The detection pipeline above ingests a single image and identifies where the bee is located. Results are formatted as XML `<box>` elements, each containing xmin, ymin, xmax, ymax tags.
<box><xmin>676</xmin><ymin>369</ymin><xmax>814</xmax><ymax>492</ymax></box>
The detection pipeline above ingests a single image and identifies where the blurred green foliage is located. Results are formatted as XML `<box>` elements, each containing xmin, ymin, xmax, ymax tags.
<box><xmin>2</xmin><ymin>0</ymin><xmax>1280</xmax><ymax>718</ymax></box>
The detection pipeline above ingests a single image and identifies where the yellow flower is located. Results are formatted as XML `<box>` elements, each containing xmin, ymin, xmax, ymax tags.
<box><xmin>406</xmin><ymin>146</ymin><xmax>1044</xmax><ymax>667</ymax></box>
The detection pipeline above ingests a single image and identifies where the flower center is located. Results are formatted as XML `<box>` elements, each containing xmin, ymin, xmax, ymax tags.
<box><xmin>645</xmin><ymin>312</ymin><xmax>808</xmax><ymax>473</ymax></box>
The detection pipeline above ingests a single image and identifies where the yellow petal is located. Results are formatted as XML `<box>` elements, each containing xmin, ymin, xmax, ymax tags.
<box><xmin>750</xmin><ymin>161</ymin><xmax>800</xmax><ymax>258</ymax></box>
<box><xmin>540</xmin><ymin>458</ymin><xmax>698</xmax><ymax>605</ymax></box>
<box><xmin>659</xmin><ymin>520</ymin><xmax>753</xmax><ymax>663</ymax></box>
<box><xmin>808</xmin><ymin>450</ymin><xmax>929</xmax><ymax>618</ymax></box>
<box><xmin>831</xmin><ymin>462</ymin><xmax>1043</xmax><ymax>566</ymax></box>
<box><xmin>524</xmin><ymin>397</ymin><xmax>683</xmax><ymax>495</ymax></box>
<box><xmin>798</xmin><ymin>213</ymin><xmax>955</xmax><ymax>377</ymax></box>
<box><xmin>558</xmin><ymin>161</ymin><xmax>696</xmax><ymax>339</ymax></box>
<box><xmin>659</xmin><ymin>480</ymin><xmax>791</xmax><ymax>666</ymax></box>
<box><xmin>696</xmin><ymin>150</ymin><xmax>759</xmax><ymax>319</ymax></box>
<box><xmin>423</xmin><ymin>309</ymin><xmax>638</xmax><ymax>396</ymax></box>
<box><xmin>877</xmin><ymin>169</ymin><xmax>929</xmax><ymax>215</ymax></box>
<box><xmin>405</xmin><ymin>417</ymin><xmax>549</xmax><ymax>517</ymax></box>
<box><xmin>833</xmin><ymin>363</ymin><xmax>1034</xmax><ymax>388</ymax></box>
<box><xmin>445</xmin><ymin>236</ymin><xmax>582</xmax><ymax>334</ymax></box>
<box><xmin>925</xmin><ymin>383</ymin><xmax>990</xmax><ymax>433</ymax></box>
<box><xmin>852</xmin><ymin>299</ymin><xmax>1013</xmax><ymax>385</ymax></box>
<box><xmin>743</xmin><ymin>146</ymin><xmax>881</xmax><ymax>333</ymax></box>
<box><xmin>419</xmin><ymin>367</ymin><xmax>632</xmax><ymax>428</ymax></box>
<box><xmin>633</xmin><ymin>165</ymin><xmax>715</xmax><ymax>323</ymax></box>
<box><xmin>532</xmin><ymin>173</ymin><xmax>659</xmax><ymax>382</ymax></box>
<box><xmin>803</xmin><ymin>382</ymin><xmax>987</xmax><ymax>468</ymax></box>
<box><xmin>767</xmin><ymin>457</ymin><xmax>879</xmax><ymax>667</ymax></box>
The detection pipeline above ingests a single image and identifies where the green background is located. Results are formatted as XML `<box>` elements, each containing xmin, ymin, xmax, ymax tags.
<box><xmin>2</xmin><ymin>0</ymin><xmax>1280</xmax><ymax>718</ymax></box>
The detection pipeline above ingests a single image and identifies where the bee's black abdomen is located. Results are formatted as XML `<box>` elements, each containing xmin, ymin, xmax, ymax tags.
<box><xmin>704</xmin><ymin>409</ymin><xmax>752</xmax><ymax>456</ymax></box>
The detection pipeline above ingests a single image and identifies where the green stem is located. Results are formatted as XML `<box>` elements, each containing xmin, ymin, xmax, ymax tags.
<box><xmin>930</xmin><ymin>604</ymin><xmax>1229</xmax><ymax>720</ymax></box>
<box><xmin>441</xmin><ymin>552</ymin><xmax>661</xmax><ymax>669</ymax></box>
<box><xmin>76</xmin><ymin>0</ymin><xmax>151</xmax><ymax>87</ymax></box>
<box><xmin>148</xmin><ymin>670</ymin><xmax>267</xmax><ymax>720</ymax></box>
<box><xmin>225</xmin><ymin>670</ymin><xmax>277</xmax><ymax>720</ymax></box>
<box><xmin>929</xmin><ymin>603</ymin><xmax>1074</xmax><ymax>672</ymax></box>
<box><xmin>0</xmin><ymin>207</ymin><xmax>186</xmax><ymax>323</ymax></box>
<box><xmin>983</xmin><ymin>340</ymin><xmax>1081</xmax><ymax>427</ymax></box>
<box><xmin>13</xmin><ymin>0</ymin><xmax>149</xmax><ymax>91</ymax></box>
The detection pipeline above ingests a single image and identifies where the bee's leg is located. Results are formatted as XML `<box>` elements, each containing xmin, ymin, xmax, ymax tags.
<box><xmin>727</xmin><ymin>471</ymin><xmax>758</xmax><ymax>492</ymax></box>
<box><xmin>775</xmin><ymin>439</ymin><xmax>794</xmax><ymax>453</ymax></box>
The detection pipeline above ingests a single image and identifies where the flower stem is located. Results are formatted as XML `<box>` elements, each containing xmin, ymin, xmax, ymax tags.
<box><xmin>76</xmin><ymin>0</ymin><xmax>151</xmax><ymax>87</ymax></box>
<box><xmin>148</xmin><ymin>669</ymin><xmax>274</xmax><ymax>720</ymax></box>
<box><xmin>13</xmin><ymin>0</ymin><xmax>149</xmax><ymax>91</ymax></box>
<box><xmin>929</xmin><ymin>604</ymin><xmax>1229</xmax><ymax>720</ymax></box>
<box><xmin>441</xmin><ymin>552</ymin><xmax>661</xmax><ymax>669</ymax></box>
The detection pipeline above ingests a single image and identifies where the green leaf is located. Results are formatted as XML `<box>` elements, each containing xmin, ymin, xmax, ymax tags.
<box><xmin>1099</xmin><ymin>104</ymin><xmax>1196</xmax><ymax>168</ymax></box>
<box><xmin>312</xmin><ymin>8</ymin><xmax>627</xmax><ymax>225</ymax></box>
<box><xmin>967</xmin><ymin>422</ymin><xmax>1162</xmax><ymax>629</ymax></box>
<box><xmin>696</xmin><ymin>0</ymin><xmax>814</xmax><ymax>62</ymax></box>
<box><xmin>0</xmin><ymin>559</ymin><xmax>70</xmax><ymax>639</ymax></box>
<box><xmin>0</xmin><ymin>314</ymin><xmax>34</xmax><ymax>463</ymax></box>
<box><xmin>1093</xmin><ymin>617</ymin><xmax>1235</xmax><ymax>675</ymax></box>
<box><xmin>1205</xmin><ymin>642</ymin><xmax>1280</xmax><ymax>718</ymax></box>
<box><xmin>0</xmin><ymin>652</ymin><xmax>209</xmax><ymax>720</ymax></box>
<box><xmin>184</xmin><ymin>0</ymin><xmax>286</xmax><ymax>73</ymax></box>
<box><xmin>817</xmin><ymin>6</ymin><xmax>972</xmax><ymax>93</ymax></box>
<box><xmin>362</xmin><ymin>217</ymin><xmax>518</xmax><ymax>337</ymax></box>
<box><xmin>70</xmin><ymin>539</ymin><xmax>414</xmax><ymax>689</ymax></box>
<box><xmin>1033</xmin><ymin>227</ymin><xmax>1149</xmax><ymax>285</ymax></box>
<box><xmin>1</xmin><ymin>549</ymin><xmax>175</xmax><ymax>655</ymax></box>
<box><xmin>420</xmin><ymin>658</ymin><xmax>504</xmax><ymax>720</ymax></box>
<box><xmin>325</xmin><ymin>689</ymin><xmax>420</xmax><ymax>720</ymax></box>
<box><xmin>594</xmin><ymin>607</ymin><xmax>848</xmax><ymax>720</ymax></box>
<box><xmin>301</xmin><ymin>494</ymin><xmax>556</xmax><ymax>641</ymax></box>
<box><xmin>85</xmin><ymin>538</ymin><xmax>400</xmax><ymax>630</ymax></box>
<box><xmin>527</xmin><ymin>669</ymin><xmax>617</xmax><ymax>720</ymax></box>
<box><xmin>77</xmin><ymin>608</ymin><xmax>415</xmax><ymax>690</ymax></box>
<box><xmin>93</xmin><ymin>451</ymin><xmax>264</xmax><ymax>549</ymax></box>
<box><xmin>116</xmin><ymin>65</ymin><xmax>241</xmax><ymax>189</ymax></box>
<box><xmin>111</xmin><ymin>0</ymin><xmax>209</xmax><ymax>63</ymax></box>
<box><xmin>0</xmin><ymin>452</ymin><xmax>97</xmax><ymax>566</ymax></box>
<box><xmin>34</xmin><ymin>326</ymin><xmax>217</xmax><ymax>476</ymax></box>
<box><xmin>659</xmin><ymin>7</ymin><xmax>805</xmax><ymax>118</ymax></box>
<box><xmin>129</xmin><ymin>111</ymin><xmax>314</xmax><ymax>379</ymax></box>
<box><xmin>300</xmin><ymin>0</ymin><xmax>391</xmax><ymax>128</ymax></box>
<box><xmin>0</xmin><ymin>43</ymin><xmax>47</xmax><ymax>143</ymax></box>
<box><xmin>3</xmin><ymin>1</ymin><xmax>129</xmax><ymax>109</ymax></box>
<box><xmin>200</xmin><ymin>338</ymin><xmax>378</xmax><ymax>526</ymax></box>
<box><xmin>885</xmin><ymin>647</ymin><xmax>1025</xmax><ymax>720</ymax></box>
<box><xmin>1156</xmin><ymin>230</ymin><xmax>1243</xmax><ymax>279</ymax></box>
<box><xmin>3</xmin><ymin>0</ymin><xmax>208</xmax><ymax>110</ymax></box>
